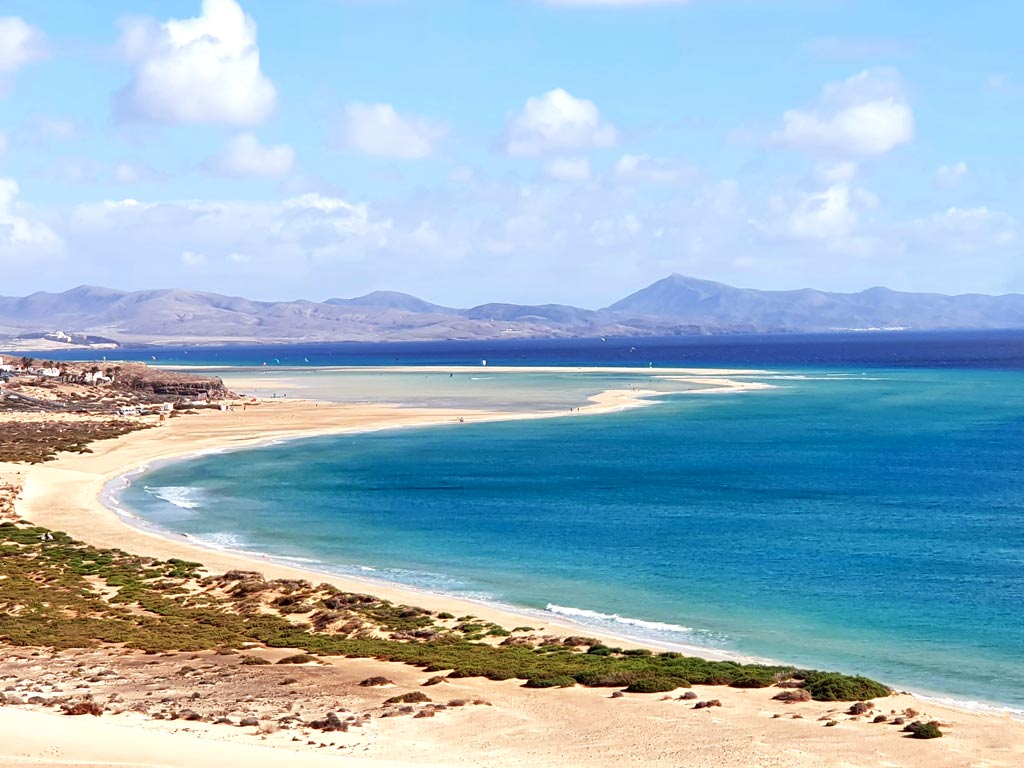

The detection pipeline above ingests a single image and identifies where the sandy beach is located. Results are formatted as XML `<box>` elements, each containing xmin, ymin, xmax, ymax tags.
<box><xmin>0</xmin><ymin>372</ymin><xmax>761</xmax><ymax>642</ymax></box>
<box><xmin>2</xmin><ymin>370</ymin><xmax>1023</xmax><ymax>767</ymax></box>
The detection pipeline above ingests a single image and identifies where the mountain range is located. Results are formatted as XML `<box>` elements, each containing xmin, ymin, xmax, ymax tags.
<box><xmin>2</xmin><ymin>274</ymin><xmax>1024</xmax><ymax>347</ymax></box>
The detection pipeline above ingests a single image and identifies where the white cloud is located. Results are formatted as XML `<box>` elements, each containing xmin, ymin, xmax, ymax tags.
<box><xmin>0</xmin><ymin>17</ymin><xmax>47</xmax><ymax>73</ymax></box>
<box><xmin>786</xmin><ymin>184</ymin><xmax>859</xmax><ymax>240</ymax></box>
<box><xmin>0</xmin><ymin>132</ymin><xmax>6</xmax><ymax>156</ymax></box>
<box><xmin>544</xmin><ymin>157</ymin><xmax>591</xmax><ymax>181</ymax></box>
<box><xmin>936</xmin><ymin>161</ymin><xmax>968</xmax><ymax>188</ymax></box>
<box><xmin>906</xmin><ymin>207</ymin><xmax>1016</xmax><ymax>251</ymax></box>
<box><xmin>0</xmin><ymin>178</ymin><xmax>62</xmax><ymax>256</ymax></box>
<box><xmin>337</xmin><ymin>103</ymin><xmax>446</xmax><ymax>159</ymax></box>
<box><xmin>63</xmin><ymin>193</ymin><xmax>393</xmax><ymax>293</ymax></box>
<box><xmin>113</xmin><ymin>162</ymin><xmax>164</xmax><ymax>184</ymax></box>
<box><xmin>505</xmin><ymin>88</ymin><xmax>617</xmax><ymax>156</ymax></box>
<box><xmin>181</xmin><ymin>250</ymin><xmax>207</xmax><ymax>266</ymax></box>
<box><xmin>778</xmin><ymin>68</ymin><xmax>914</xmax><ymax>156</ymax></box>
<box><xmin>208</xmin><ymin>133</ymin><xmax>295</xmax><ymax>176</ymax></box>
<box><xmin>614</xmin><ymin>153</ymin><xmax>685</xmax><ymax>182</ymax></box>
<box><xmin>759</xmin><ymin>164</ymin><xmax>877</xmax><ymax>245</ymax></box>
<box><xmin>116</xmin><ymin>0</ymin><xmax>276</xmax><ymax>125</ymax></box>
<box><xmin>818</xmin><ymin>161</ymin><xmax>858</xmax><ymax>184</ymax></box>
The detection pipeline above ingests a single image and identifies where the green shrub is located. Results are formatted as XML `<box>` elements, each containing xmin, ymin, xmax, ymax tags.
<box><xmin>276</xmin><ymin>653</ymin><xmax>315</xmax><ymax>664</ymax></box>
<box><xmin>240</xmin><ymin>656</ymin><xmax>271</xmax><ymax>666</ymax></box>
<box><xmin>359</xmin><ymin>676</ymin><xmax>394</xmax><ymax>687</ymax></box>
<box><xmin>621</xmin><ymin>648</ymin><xmax>653</xmax><ymax>657</ymax></box>
<box><xmin>728</xmin><ymin>670</ymin><xmax>777</xmax><ymax>689</ymax></box>
<box><xmin>383</xmin><ymin>691</ymin><xmax>430</xmax><ymax>705</ymax></box>
<box><xmin>800</xmin><ymin>672</ymin><xmax>890</xmax><ymax>702</ymax></box>
<box><xmin>905</xmin><ymin>720</ymin><xmax>943</xmax><ymax>739</ymax></box>
<box><xmin>624</xmin><ymin>677</ymin><xmax>684</xmax><ymax>694</ymax></box>
<box><xmin>523</xmin><ymin>676</ymin><xmax>576</xmax><ymax>689</ymax></box>
<box><xmin>0</xmin><ymin>524</ymin><xmax>891</xmax><ymax>706</ymax></box>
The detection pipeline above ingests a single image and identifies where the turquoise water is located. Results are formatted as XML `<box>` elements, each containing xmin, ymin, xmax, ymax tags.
<box><xmin>115</xmin><ymin>367</ymin><xmax>1024</xmax><ymax>710</ymax></box>
<box><xmin>210</xmin><ymin>367</ymin><xmax>719</xmax><ymax>410</ymax></box>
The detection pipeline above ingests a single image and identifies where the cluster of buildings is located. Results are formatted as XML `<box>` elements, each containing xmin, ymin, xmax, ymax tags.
<box><xmin>0</xmin><ymin>357</ymin><xmax>113</xmax><ymax>384</ymax></box>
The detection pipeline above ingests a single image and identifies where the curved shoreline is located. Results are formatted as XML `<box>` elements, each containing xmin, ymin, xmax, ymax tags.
<box><xmin>103</xmin><ymin>474</ymin><xmax>1024</xmax><ymax>718</ymax></box>
<box><xmin>96</xmin><ymin>376</ymin><xmax>768</xmax><ymax>661</ymax></box>
<box><xmin>4</xmin><ymin>369</ymin><xmax>1022</xmax><ymax>722</ymax></box>
<box><xmin>4</xmin><ymin>374</ymin><xmax>762</xmax><ymax>652</ymax></box>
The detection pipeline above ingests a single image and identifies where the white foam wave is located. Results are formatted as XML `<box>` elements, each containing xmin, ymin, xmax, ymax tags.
<box><xmin>144</xmin><ymin>486</ymin><xmax>204</xmax><ymax>510</ymax></box>
<box><xmin>546</xmin><ymin>604</ymin><xmax>694</xmax><ymax>635</ymax></box>
<box><xmin>914</xmin><ymin>692</ymin><xmax>1024</xmax><ymax>720</ymax></box>
<box><xmin>193</xmin><ymin>531</ymin><xmax>246</xmax><ymax>550</ymax></box>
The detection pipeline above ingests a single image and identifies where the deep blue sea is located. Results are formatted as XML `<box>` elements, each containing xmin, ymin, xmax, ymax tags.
<box><xmin>96</xmin><ymin>332</ymin><xmax>1024</xmax><ymax>712</ymax></box>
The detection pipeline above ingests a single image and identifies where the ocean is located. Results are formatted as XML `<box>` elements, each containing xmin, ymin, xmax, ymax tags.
<box><xmin>97</xmin><ymin>332</ymin><xmax>1024</xmax><ymax>712</ymax></box>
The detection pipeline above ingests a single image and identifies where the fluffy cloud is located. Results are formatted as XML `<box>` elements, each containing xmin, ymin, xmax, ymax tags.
<box><xmin>505</xmin><ymin>88</ymin><xmax>617</xmax><ymax>156</ymax></box>
<box><xmin>0</xmin><ymin>17</ymin><xmax>47</xmax><ymax>73</ymax></box>
<box><xmin>113</xmin><ymin>162</ymin><xmax>164</xmax><ymax>184</ymax></box>
<box><xmin>785</xmin><ymin>184</ymin><xmax>859</xmax><ymax>240</ymax></box>
<box><xmin>778</xmin><ymin>68</ymin><xmax>914</xmax><ymax>156</ymax></box>
<box><xmin>117</xmin><ymin>0</ymin><xmax>276</xmax><ymax>125</ymax></box>
<box><xmin>614</xmin><ymin>154</ymin><xmax>686</xmax><ymax>182</ymax></box>
<box><xmin>0</xmin><ymin>178</ymin><xmax>62</xmax><ymax>256</ymax></box>
<box><xmin>544</xmin><ymin>157</ymin><xmax>591</xmax><ymax>181</ymax></box>
<box><xmin>337</xmin><ymin>103</ymin><xmax>446</xmax><ymax>159</ymax></box>
<box><xmin>68</xmin><ymin>193</ymin><xmax>391</xmax><ymax>265</ymax></box>
<box><xmin>208</xmin><ymin>133</ymin><xmax>295</xmax><ymax>176</ymax></box>
<box><xmin>936</xmin><ymin>161</ymin><xmax>968</xmax><ymax>188</ymax></box>
<box><xmin>905</xmin><ymin>207</ymin><xmax>1016</xmax><ymax>251</ymax></box>
<box><xmin>11</xmin><ymin>172</ymin><xmax>1022</xmax><ymax>303</ymax></box>
<box><xmin>181</xmin><ymin>250</ymin><xmax>207</xmax><ymax>266</ymax></box>
<box><xmin>758</xmin><ymin>164</ymin><xmax>877</xmax><ymax>245</ymax></box>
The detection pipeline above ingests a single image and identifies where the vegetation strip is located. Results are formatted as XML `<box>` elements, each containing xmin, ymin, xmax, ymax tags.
<box><xmin>0</xmin><ymin>522</ymin><xmax>889</xmax><ymax>702</ymax></box>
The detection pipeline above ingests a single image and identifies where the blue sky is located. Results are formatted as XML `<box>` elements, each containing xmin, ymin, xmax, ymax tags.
<box><xmin>0</xmin><ymin>0</ymin><xmax>1021</xmax><ymax>306</ymax></box>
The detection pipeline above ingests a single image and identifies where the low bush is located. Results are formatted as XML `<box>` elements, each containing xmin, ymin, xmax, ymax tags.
<box><xmin>905</xmin><ymin>720</ymin><xmax>943</xmax><ymax>739</ymax></box>
<box><xmin>359</xmin><ymin>676</ymin><xmax>394</xmax><ymax>687</ymax></box>
<box><xmin>383</xmin><ymin>692</ymin><xmax>430</xmax><ymax>705</ymax></box>
<box><xmin>799</xmin><ymin>673</ymin><xmax>890</xmax><ymax>702</ymax></box>
<box><xmin>772</xmin><ymin>689</ymin><xmax>811</xmax><ymax>703</ymax></box>
<box><xmin>276</xmin><ymin>653</ymin><xmax>315</xmax><ymax>664</ymax></box>
<box><xmin>625</xmin><ymin>677</ymin><xmax>683</xmax><ymax>694</ymax></box>
<box><xmin>0</xmin><ymin>524</ymin><xmax>892</xmax><ymax>705</ymax></box>
<box><xmin>523</xmin><ymin>676</ymin><xmax>576</xmax><ymax>689</ymax></box>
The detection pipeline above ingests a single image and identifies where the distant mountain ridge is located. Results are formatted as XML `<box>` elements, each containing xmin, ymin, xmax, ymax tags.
<box><xmin>2</xmin><ymin>274</ymin><xmax>1024</xmax><ymax>346</ymax></box>
<box><xmin>606</xmin><ymin>274</ymin><xmax>1024</xmax><ymax>331</ymax></box>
